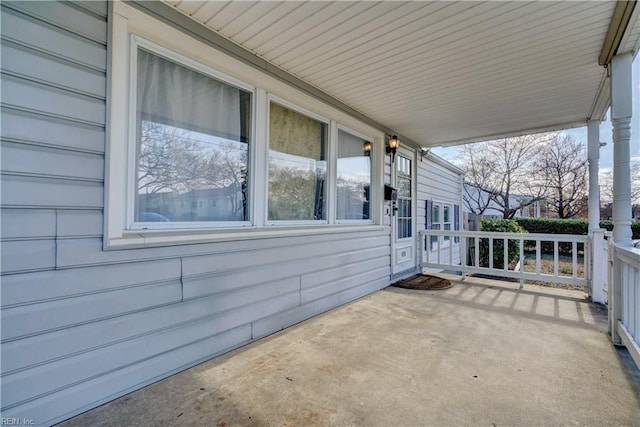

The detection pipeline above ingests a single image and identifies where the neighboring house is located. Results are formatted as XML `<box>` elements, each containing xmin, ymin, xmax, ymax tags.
<box><xmin>0</xmin><ymin>2</ymin><xmax>463</xmax><ymax>424</ymax></box>
<box><xmin>421</xmin><ymin>154</ymin><xmax>464</xmax><ymax>269</ymax></box>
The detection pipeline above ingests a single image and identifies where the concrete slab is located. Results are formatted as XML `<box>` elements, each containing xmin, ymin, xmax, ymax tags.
<box><xmin>60</xmin><ymin>276</ymin><xmax>640</xmax><ymax>426</ymax></box>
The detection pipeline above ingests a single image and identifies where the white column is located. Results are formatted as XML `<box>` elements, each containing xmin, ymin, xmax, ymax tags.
<box><xmin>610</xmin><ymin>53</ymin><xmax>633</xmax><ymax>246</ymax></box>
<box><xmin>609</xmin><ymin>53</ymin><xmax>633</xmax><ymax>346</ymax></box>
<box><xmin>587</xmin><ymin>120</ymin><xmax>601</xmax><ymax>231</ymax></box>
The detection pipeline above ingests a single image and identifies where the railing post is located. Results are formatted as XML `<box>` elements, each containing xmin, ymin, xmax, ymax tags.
<box><xmin>419</xmin><ymin>232</ymin><xmax>424</xmax><ymax>274</ymax></box>
<box><xmin>590</xmin><ymin>229</ymin><xmax>606</xmax><ymax>304</ymax></box>
<box><xmin>609</xmin><ymin>241</ymin><xmax>623</xmax><ymax>345</ymax></box>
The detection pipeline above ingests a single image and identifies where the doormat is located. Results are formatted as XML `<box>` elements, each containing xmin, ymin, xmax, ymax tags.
<box><xmin>392</xmin><ymin>274</ymin><xmax>453</xmax><ymax>290</ymax></box>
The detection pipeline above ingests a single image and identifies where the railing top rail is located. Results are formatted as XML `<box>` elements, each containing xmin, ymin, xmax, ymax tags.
<box><xmin>418</xmin><ymin>229</ymin><xmax>589</xmax><ymax>242</ymax></box>
<box><xmin>615</xmin><ymin>244</ymin><xmax>640</xmax><ymax>270</ymax></box>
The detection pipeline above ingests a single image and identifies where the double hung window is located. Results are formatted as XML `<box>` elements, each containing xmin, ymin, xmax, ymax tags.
<box><xmin>443</xmin><ymin>205</ymin><xmax>451</xmax><ymax>241</ymax></box>
<box><xmin>268</xmin><ymin>102</ymin><xmax>327</xmax><ymax>222</ymax></box>
<box><xmin>430</xmin><ymin>202</ymin><xmax>440</xmax><ymax>247</ymax></box>
<box><xmin>132</xmin><ymin>39</ymin><xmax>253</xmax><ymax>228</ymax></box>
<box><xmin>429</xmin><ymin>202</ymin><xmax>459</xmax><ymax>248</ymax></box>
<box><xmin>337</xmin><ymin>129</ymin><xmax>372</xmax><ymax>221</ymax></box>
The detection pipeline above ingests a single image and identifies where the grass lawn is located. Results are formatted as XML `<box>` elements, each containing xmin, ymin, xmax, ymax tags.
<box><xmin>521</xmin><ymin>251</ymin><xmax>585</xmax><ymax>290</ymax></box>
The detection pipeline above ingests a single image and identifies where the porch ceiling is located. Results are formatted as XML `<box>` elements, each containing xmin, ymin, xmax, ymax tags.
<box><xmin>164</xmin><ymin>1</ymin><xmax>631</xmax><ymax>147</ymax></box>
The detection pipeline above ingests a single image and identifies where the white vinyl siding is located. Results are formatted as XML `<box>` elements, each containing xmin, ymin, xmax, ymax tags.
<box><xmin>0</xmin><ymin>2</ymin><xmax>390</xmax><ymax>425</ymax></box>
<box><xmin>418</xmin><ymin>154</ymin><xmax>464</xmax><ymax>268</ymax></box>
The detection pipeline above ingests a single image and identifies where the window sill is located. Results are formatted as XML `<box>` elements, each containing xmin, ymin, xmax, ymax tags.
<box><xmin>106</xmin><ymin>224</ymin><xmax>386</xmax><ymax>250</ymax></box>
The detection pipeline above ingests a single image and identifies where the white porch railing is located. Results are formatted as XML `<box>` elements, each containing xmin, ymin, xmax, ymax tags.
<box><xmin>609</xmin><ymin>242</ymin><xmax>640</xmax><ymax>368</ymax></box>
<box><xmin>419</xmin><ymin>230</ymin><xmax>589</xmax><ymax>288</ymax></box>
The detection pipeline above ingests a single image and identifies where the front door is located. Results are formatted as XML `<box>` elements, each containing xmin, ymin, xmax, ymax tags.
<box><xmin>391</xmin><ymin>148</ymin><xmax>416</xmax><ymax>276</ymax></box>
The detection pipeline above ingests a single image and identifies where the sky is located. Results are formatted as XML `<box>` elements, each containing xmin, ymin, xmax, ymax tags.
<box><xmin>432</xmin><ymin>53</ymin><xmax>640</xmax><ymax>174</ymax></box>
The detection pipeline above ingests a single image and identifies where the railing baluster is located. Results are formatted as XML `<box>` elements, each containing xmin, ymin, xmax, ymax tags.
<box><xmin>629</xmin><ymin>266</ymin><xmax>636</xmax><ymax>337</ymax></box>
<box><xmin>504</xmin><ymin>238</ymin><xmax>508</xmax><ymax>271</ymax></box>
<box><xmin>572</xmin><ymin>241</ymin><xmax>578</xmax><ymax>279</ymax></box>
<box><xmin>449</xmin><ymin>235</ymin><xmax>453</xmax><ymax>266</ymax></box>
<box><xmin>629</xmin><ymin>266</ymin><xmax>640</xmax><ymax>342</ymax></box>
<box><xmin>536</xmin><ymin>240</ymin><xmax>541</xmax><ymax>275</ymax></box>
<box><xmin>489</xmin><ymin>237</ymin><xmax>494</xmax><ymax>270</ymax></box>
<box><xmin>461</xmin><ymin>233</ymin><xmax>467</xmax><ymax>269</ymax></box>
<box><xmin>519</xmin><ymin>239</ymin><xmax>524</xmax><ymax>271</ymax></box>
<box><xmin>626</xmin><ymin>265</ymin><xmax>631</xmax><ymax>334</ymax></box>
<box><xmin>554</xmin><ymin>240</ymin><xmax>559</xmax><ymax>277</ymax></box>
<box><xmin>519</xmin><ymin>238</ymin><xmax>524</xmax><ymax>289</ymax></box>
<box><xmin>475</xmin><ymin>236</ymin><xmax>479</xmax><ymax>267</ymax></box>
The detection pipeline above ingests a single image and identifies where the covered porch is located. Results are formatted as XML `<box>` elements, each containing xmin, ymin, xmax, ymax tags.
<box><xmin>61</xmin><ymin>275</ymin><xmax>640</xmax><ymax>426</ymax></box>
<box><xmin>148</xmin><ymin>0</ymin><xmax>640</xmax><ymax>369</ymax></box>
<box><xmin>2</xmin><ymin>1</ymin><xmax>639</xmax><ymax>424</ymax></box>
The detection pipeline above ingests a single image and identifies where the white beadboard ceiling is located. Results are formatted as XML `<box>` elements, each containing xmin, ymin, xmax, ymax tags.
<box><xmin>164</xmin><ymin>1</ymin><xmax>635</xmax><ymax>147</ymax></box>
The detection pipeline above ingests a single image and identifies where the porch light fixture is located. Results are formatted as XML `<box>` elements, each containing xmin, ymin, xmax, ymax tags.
<box><xmin>363</xmin><ymin>140</ymin><xmax>372</xmax><ymax>156</ymax></box>
<box><xmin>420</xmin><ymin>147</ymin><xmax>430</xmax><ymax>161</ymax></box>
<box><xmin>386</xmin><ymin>135</ymin><xmax>400</xmax><ymax>162</ymax></box>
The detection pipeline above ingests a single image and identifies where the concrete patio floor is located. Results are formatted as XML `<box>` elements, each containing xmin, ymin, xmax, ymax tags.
<box><xmin>60</xmin><ymin>275</ymin><xmax>640</xmax><ymax>426</ymax></box>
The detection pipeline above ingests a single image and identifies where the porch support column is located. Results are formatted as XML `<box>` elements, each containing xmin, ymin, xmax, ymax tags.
<box><xmin>609</xmin><ymin>53</ymin><xmax>633</xmax><ymax>345</ymax></box>
<box><xmin>587</xmin><ymin>119</ymin><xmax>601</xmax><ymax>232</ymax></box>
<box><xmin>610</xmin><ymin>53</ymin><xmax>633</xmax><ymax>246</ymax></box>
<box><xmin>587</xmin><ymin>120</ymin><xmax>607</xmax><ymax>303</ymax></box>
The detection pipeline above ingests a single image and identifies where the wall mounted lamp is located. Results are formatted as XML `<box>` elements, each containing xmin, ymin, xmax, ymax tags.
<box><xmin>386</xmin><ymin>135</ymin><xmax>400</xmax><ymax>162</ymax></box>
<box><xmin>363</xmin><ymin>140</ymin><xmax>372</xmax><ymax>156</ymax></box>
<box><xmin>420</xmin><ymin>147</ymin><xmax>430</xmax><ymax>161</ymax></box>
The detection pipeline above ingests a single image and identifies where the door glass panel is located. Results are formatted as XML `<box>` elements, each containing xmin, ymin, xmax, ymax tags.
<box><xmin>396</xmin><ymin>155</ymin><xmax>412</xmax><ymax>239</ymax></box>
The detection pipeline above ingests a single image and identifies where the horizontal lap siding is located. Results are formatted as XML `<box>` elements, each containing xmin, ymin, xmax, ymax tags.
<box><xmin>417</xmin><ymin>159</ymin><xmax>462</xmax><ymax>230</ymax></box>
<box><xmin>0</xmin><ymin>2</ymin><xmax>391</xmax><ymax>425</ymax></box>
<box><xmin>418</xmin><ymin>159</ymin><xmax>463</xmax><ymax>267</ymax></box>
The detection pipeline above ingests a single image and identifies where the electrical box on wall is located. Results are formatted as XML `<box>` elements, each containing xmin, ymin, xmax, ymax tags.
<box><xmin>384</xmin><ymin>185</ymin><xmax>398</xmax><ymax>201</ymax></box>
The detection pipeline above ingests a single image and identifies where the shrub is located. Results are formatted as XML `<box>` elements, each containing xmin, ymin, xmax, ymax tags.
<box><xmin>515</xmin><ymin>218</ymin><xmax>640</xmax><ymax>239</ymax></box>
<box><xmin>598</xmin><ymin>220</ymin><xmax>640</xmax><ymax>239</ymax></box>
<box><xmin>479</xmin><ymin>220</ymin><xmax>527</xmax><ymax>269</ymax></box>
<box><xmin>514</xmin><ymin>217</ymin><xmax>639</xmax><ymax>255</ymax></box>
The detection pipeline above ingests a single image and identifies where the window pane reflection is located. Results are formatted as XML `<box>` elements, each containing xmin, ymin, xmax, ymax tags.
<box><xmin>337</xmin><ymin>130</ymin><xmax>371</xmax><ymax>220</ymax></box>
<box><xmin>135</xmin><ymin>48</ymin><xmax>251</xmax><ymax>223</ymax></box>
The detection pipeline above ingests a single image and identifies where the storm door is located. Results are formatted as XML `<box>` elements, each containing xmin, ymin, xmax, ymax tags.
<box><xmin>391</xmin><ymin>148</ymin><xmax>417</xmax><ymax>276</ymax></box>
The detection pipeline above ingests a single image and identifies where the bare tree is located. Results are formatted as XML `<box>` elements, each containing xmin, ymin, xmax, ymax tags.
<box><xmin>137</xmin><ymin>121</ymin><xmax>249</xmax><ymax>220</ymax></box>
<box><xmin>138</xmin><ymin>122</ymin><xmax>212</xmax><ymax>194</ymax></box>
<box><xmin>534</xmin><ymin>134</ymin><xmax>588</xmax><ymax>219</ymax></box>
<box><xmin>461</xmin><ymin>145</ymin><xmax>495</xmax><ymax>215</ymax></box>
<box><xmin>460</xmin><ymin>135</ymin><xmax>548</xmax><ymax>219</ymax></box>
<box><xmin>599</xmin><ymin>162</ymin><xmax>640</xmax><ymax>206</ymax></box>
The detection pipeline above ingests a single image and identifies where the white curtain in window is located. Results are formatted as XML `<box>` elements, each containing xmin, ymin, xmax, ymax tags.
<box><xmin>135</xmin><ymin>48</ymin><xmax>250</xmax><ymax>223</ymax></box>
<box><xmin>137</xmin><ymin>48</ymin><xmax>243</xmax><ymax>141</ymax></box>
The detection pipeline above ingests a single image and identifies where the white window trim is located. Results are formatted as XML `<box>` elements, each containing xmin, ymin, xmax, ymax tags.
<box><xmin>104</xmin><ymin>2</ymin><xmax>384</xmax><ymax>249</ymax></box>
<box><xmin>126</xmin><ymin>35</ymin><xmax>256</xmax><ymax>232</ymax></box>
<box><xmin>335</xmin><ymin>124</ymin><xmax>375</xmax><ymax>225</ymax></box>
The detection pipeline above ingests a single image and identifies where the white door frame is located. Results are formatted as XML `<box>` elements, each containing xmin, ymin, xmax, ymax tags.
<box><xmin>391</xmin><ymin>146</ymin><xmax>417</xmax><ymax>277</ymax></box>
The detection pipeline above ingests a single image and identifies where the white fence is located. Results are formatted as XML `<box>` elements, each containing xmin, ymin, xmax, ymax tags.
<box><xmin>609</xmin><ymin>242</ymin><xmax>640</xmax><ymax>368</ymax></box>
<box><xmin>419</xmin><ymin>230</ymin><xmax>588</xmax><ymax>288</ymax></box>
